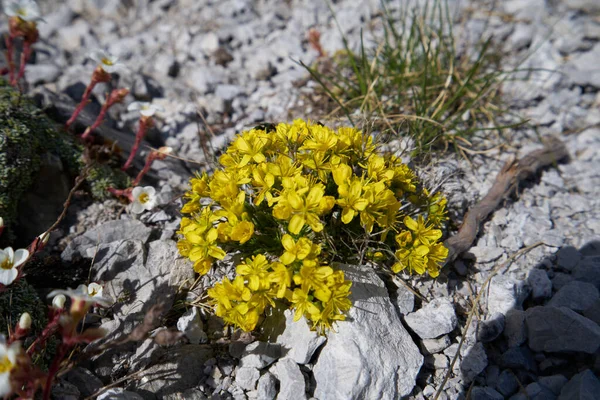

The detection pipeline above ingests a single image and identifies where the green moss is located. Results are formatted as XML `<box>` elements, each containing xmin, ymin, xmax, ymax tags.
<box><xmin>88</xmin><ymin>164</ymin><xmax>132</xmax><ymax>200</ymax></box>
<box><xmin>0</xmin><ymin>80</ymin><xmax>84</xmax><ymax>241</ymax></box>
<box><xmin>0</xmin><ymin>80</ymin><xmax>130</xmax><ymax>242</ymax></box>
<box><xmin>0</xmin><ymin>279</ymin><xmax>47</xmax><ymax>337</ymax></box>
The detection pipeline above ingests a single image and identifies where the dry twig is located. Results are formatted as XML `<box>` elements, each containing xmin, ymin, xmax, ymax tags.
<box><xmin>443</xmin><ymin>138</ymin><xmax>568</xmax><ymax>264</ymax></box>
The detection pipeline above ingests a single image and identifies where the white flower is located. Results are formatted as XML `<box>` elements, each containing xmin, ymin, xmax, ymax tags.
<box><xmin>0</xmin><ymin>247</ymin><xmax>29</xmax><ymax>286</ymax></box>
<box><xmin>130</xmin><ymin>186</ymin><xmax>157</xmax><ymax>214</ymax></box>
<box><xmin>89</xmin><ymin>49</ymin><xmax>121</xmax><ymax>73</ymax></box>
<box><xmin>3</xmin><ymin>0</ymin><xmax>42</xmax><ymax>22</ymax></box>
<box><xmin>127</xmin><ymin>101</ymin><xmax>165</xmax><ymax>118</ymax></box>
<box><xmin>0</xmin><ymin>217</ymin><xmax>3</xmax><ymax>228</ymax></box>
<box><xmin>18</xmin><ymin>313</ymin><xmax>31</xmax><ymax>330</ymax></box>
<box><xmin>48</xmin><ymin>284</ymin><xmax>111</xmax><ymax>308</ymax></box>
<box><xmin>52</xmin><ymin>294</ymin><xmax>66</xmax><ymax>309</ymax></box>
<box><xmin>0</xmin><ymin>335</ymin><xmax>20</xmax><ymax>398</ymax></box>
<box><xmin>87</xmin><ymin>282</ymin><xmax>103</xmax><ymax>298</ymax></box>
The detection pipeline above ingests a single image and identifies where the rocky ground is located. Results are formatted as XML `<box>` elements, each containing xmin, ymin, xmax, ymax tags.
<box><xmin>2</xmin><ymin>0</ymin><xmax>600</xmax><ymax>399</ymax></box>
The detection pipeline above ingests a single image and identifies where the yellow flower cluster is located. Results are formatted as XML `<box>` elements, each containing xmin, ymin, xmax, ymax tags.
<box><xmin>178</xmin><ymin>119</ymin><xmax>448</xmax><ymax>333</ymax></box>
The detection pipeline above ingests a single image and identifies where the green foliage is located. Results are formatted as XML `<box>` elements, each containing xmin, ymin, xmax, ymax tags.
<box><xmin>0</xmin><ymin>80</ymin><xmax>84</xmax><ymax>241</ymax></box>
<box><xmin>301</xmin><ymin>0</ymin><xmax>522</xmax><ymax>157</ymax></box>
<box><xmin>0</xmin><ymin>279</ymin><xmax>47</xmax><ymax>338</ymax></box>
<box><xmin>87</xmin><ymin>164</ymin><xmax>132</xmax><ymax>201</ymax></box>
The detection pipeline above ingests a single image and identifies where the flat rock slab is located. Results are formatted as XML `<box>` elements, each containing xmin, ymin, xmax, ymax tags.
<box><xmin>526</xmin><ymin>306</ymin><xmax>600</xmax><ymax>354</ymax></box>
<box><xmin>62</xmin><ymin>219</ymin><xmax>153</xmax><ymax>261</ymax></box>
<box><xmin>548</xmin><ymin>281</ymin><xmax>599</xmax><ymax>312</ymax></box>
<box><xmin>404</xmin><ymin>298</ymin><xmax>458</xmax><ymax>339</ymax></box>
<box><xmin>93</xmin><ymin>239</ymin><xmax>184</xmax><ymax>319</ymax></box>
<box><xmin>313</xmin><ymin>264</ymin><xmax>423</xmax><ymax>400</ymax></box>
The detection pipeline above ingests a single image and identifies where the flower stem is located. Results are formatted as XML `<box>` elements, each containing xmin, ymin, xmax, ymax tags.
<box><xmin>122</xmin><ymin>117</ymin><xmax>151</xmax><ymax>171</ymax></box>
<box><xmin>66</xmin><ymin>80</ymin><xmax>97</xmax><ymax>129</ymax></box>
<box><xmin>12</xmin><ymin>40</ymin><xmax>32</xmax><ymax>86</ymax></box>
<box><xmin>4</xmin><ymin>35</ymin><xmax>16</xmax><ymax>85</ymax></box>
<box><xmin>42</xmin><ymin>343</ymin><xmax>68</xmax><ymax>400</ymax></box>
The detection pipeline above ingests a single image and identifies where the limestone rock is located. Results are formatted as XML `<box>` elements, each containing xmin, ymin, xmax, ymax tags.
<box><xmin>313</xmin><ymin>264</ymin><xmax>423</xmax><ymax>400</ymax></box>
<box><xmin>404</xmin><ymin>298</ymin><xmax>458</xmax><ymax>339</ymax></box>
<box><xmin>526</xmin><ymin>306</ymin><xmax>600</xmax><ymax>354</ymax></box>
<box><xmin>275</xmin><ymin>309</ymin><xmax>326</xmax><ymax>364</ymax></box>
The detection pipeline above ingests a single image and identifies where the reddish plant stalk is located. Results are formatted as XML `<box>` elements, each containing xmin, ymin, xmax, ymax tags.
<box><xmin>66</xmin><ymin>80</ymin><xmax>98</xmax><ymax>129</ymax></box>
<box><xmin>81</xmin><ymin>88</ymin><xmax>128</xmax><ymax>140</ymax></box>
<box><xmin>4</xmin><ymin>35</ymin><xmax>16</xmax><ymax>83</ymax></box>
<box><xmin>42</xmin><ymin>343</ymin><xmax>68</xmax><ymax>400</ymax></box>
<box><xmin>26</xmin><ymin>311</ymin><xmax>61</xmax><ymax>356</ymax></box>
<box><xmin>132</xmin><ymin>150</ymin><xmax>166</xmax><ymax>186</ymax></box>
<box><xmin>66</xmin><ymin>67</ymin><xmax>111</xmax><ymax>129</ymax></box>
<box><xmin>122</xmin><ymin>116</ymin><xmax>153</xmax><ymax>171</ymax></box>
<box><xmin>12</xmin><ymin>40</ymin><xmax>32</xmax><ymax>86</ymax></box>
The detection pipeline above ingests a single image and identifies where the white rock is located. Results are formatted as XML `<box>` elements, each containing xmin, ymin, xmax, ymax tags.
<box><xmin>177</xmin><ymin>307</ymin><xmax>207</xmax><ymax>344</ymax></box>
<box><xmin>405</xmin><ymin>298</ymin><xmax>458</xmax><ymax>339</ymax></box>
<box><xmin>313</xmin><ymin>264</ymin><xmax>423</xmax><ymax>400</ymax></box>
<box><xmin>468</xmin><ymin>246</ymin><xmax>505</xmax><ymax>263</ymax></box>
<box><xmin>235</xmin><ymin>367</ymin><xmax>260</xmax><ymax>391</ymax></box>
<box><xmin>276</xmin><ymin>310</ymin><xmax>326</xmax><ymax>364</ymax></box>
<box><xmin>487</xmin><ymin>276</ymin><xmax>530</xmax><ymax>316</ymax></box>
<box><xmin>239</xmin><ymin>342</ymin><xmax>282</xmax><ymax>369</ymax></box>
<box><xmin>270</xmin><ymin>358</ymin><xmax>306</xmax><ymax>400</ymax></box>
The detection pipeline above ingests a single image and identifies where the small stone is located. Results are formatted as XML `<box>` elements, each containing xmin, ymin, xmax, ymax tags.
<box><xmin>504</xmin><ymin>309</ymin><xmax>527</xmax><ymax>348</ymax></box>
<box><xmin>477</xmin><ymin>313</ymin><xmax>505</xmax><ymax>343</ymax></box>
<box><xmin>548</xmin><ymin>281</ymin><xmax>599</xmax><ymax>312</ymax></box>
<box><xmin>488</xmin><ymin>276</ymin><xmax>530</xmax><ymax>316</ymax></box>
<box><xmin>395</xmin><ymin>283</ymin><xmax>415</xmax><ymax>315</ymax></box>
<box><xmin>276</xmin><ymin>309</ymin><xmax>326</xmax><ymax>364</ymax></box>
<box><xmin>497</xmin><ymin>370</ymin><xmax>519</xmax><ymax>396</ymax></box>
<box><xmin>539</xmin><ymin>375</ymin><xmax>568</xmax><ymax>395</ymax></box>
<box><xmin>470</xmin><ymin>386</ymin><xmax>503</xmax><ymax>400</ymax></box>
<box><xmin>97</xmin><ymin>389</ymin><xmax>144</xmax><ymax>400</ymax></box>
<box><xmin>526</xmin><ymin>306</ymin><xmax>600</xmax><ymax>354</ymax></box>
<box><xmin>556</xmin><ymin>247</ymin><xmax>582</xmax><ymax>271</ymax></box>
<box><xmin>468</xmin><ymin>246</ymin><xmax>505</xmax><ymax>263</ymax></box>
<box><xmin>525</xmin><ymin>382</ymin><xmax>556</xmax><ymax>400</ymax></box>
<box><xmin>256</xmin><ymin>372</ymin><xmax>278</xmax><ymax>400</ymax></box>
<box><xmin>501</xmin><ymin>347</ymin><xmax>537</xmax><ymax>372</ymax></box>
<box><xmin>270</xmin><ymin>358</ymin><xmax>306</xmax><ymax>400</ymax></box>
<box><xmin>425</xmin><ymin>354</ymin><xmax>449</xmax><ymax>369</ymax></box>
<box><xmin>460</xmin><ymin>343</ymin><xmax>488</xmax><ymax>382</ymax></box>
<box><xmin>64</xmin><ymin>368</ymin><xmax>103</xmax><ymax>398</ymax></box>
<box><xmin>552</xmin><ymin>273</ymin><xmax>575</xmax><ymax>291</ymax></box>
<box><xmin>453</xmin><ymin>260</ymin><xmax>468</xmax><ymax>276</ymax></box>
<box><xmin>559</xmin><ymin>369</ymin><xmax>600</xmax><ymax>399</ymax></box>
<box><xmin>421</xmin><ymin>335</ymin><xmax>452</xmax><ymax>355</ymax></box>
<box><xmin>235</xmin><ymin>367</ymin><xmax>260</xmax><ymax>391</ymax></box>
<box><xmin>528</xmin><ymin>269</ymin><xmax>553</xmax><ymax>301</ymax></box>
<box><xmin>572</xmin><ymin>257</ymin><xmax>600</xmax><ymax>289</ymax></box>
<box><xmin>404</xmin><ymin>298</ymin><xmax>457</xmax><ymax>339</ymax></box>
<box><xmin>177</xmin><ymin>308</ymin><xmax>207</xmax><ymax>344</ymax></box>
<box><xmin>239</xmin><ymin>342</ymin><xmax>282</xmax><ymax>369</ymax></box>
<box><xmin>583</xmin><ymin>299</ymin><xmax>600</xmax><ymax>325</ymax></box>
<box><xmin>26</xmin><ymin>64</ymin><xmax>61</xmax><ymax>85</ymax></box>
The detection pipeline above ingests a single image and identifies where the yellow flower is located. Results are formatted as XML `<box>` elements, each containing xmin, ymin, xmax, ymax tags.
<box><xmin>392</xmin><ymin>245</ymin><xmax>429</xmax><ymax>274</ymax></box>
<box><xmin>267</xmin><ymin>155</ymin><xmax>302</xmax><ymax>189</ymax></box>
<box><xmin>269</xmin><ymin>262</ymin><xmax>293</xmax><ymax>298</ymax></box>
<box><xmin>293</xmin><ymin>262</ymin><xmax>333</xmax><ymax>301</ymax></box>
<box><xmin>274</xmin><ymin>183</ymin><xmax>334</xmax><ymax>235</ymax></box>
<box><xmin>300</xmin><ymin>124</ymin><xmax>338</xmax><ymax>152</ymax></box>
<box><xmin>208</xmin><ymin>276</ymin><xmax>251</xmax><ymax>314</ymax></box>
<box><xmin>280</xmin><ymin>234</ymin><xmax>319</xmax><ymax>265</ymax></box>
<box><xmin>404</xmin><ymin>215</ymin><xmax>442</xmax><ymax>246</ymax></box>
<box><xmin>333</xmin><ymin>164</ymin><xmax>369</xmax><ymax>224</ymax></box>
<box><xmin>186</xmin><ymin>229</ymin><xmax>226</xmax><ymax>274</ymax></box>
<box><xmin>252</xmin><ymin>163</ymin><xmax>275</xmax><ymax>206</ymax></box>
<box><xmin>299</xmin><ymin>151</ymin><xmax>331</xmax><ymax>182</ymax></box>
<box><xmin>228</xmin><ymin>129</ymin><xmax>270</xmax><ymax>167</ymax></box>
<box><xmin>366</xmin><ymin>154</ymin><xmax>394</xmax><ymax>183</ymax></box>
<box><xmin>230</xmin><ymin>221</ymin><xmax>254</xmax><ymax>244</ymax></box>
<box><xmin>426</xmin><ymin>243</ymin><xmax>449</xmax><ymax>277</ymax></box>
<box><xmin>291</xmin><ymin>288</ymin><xmax>320</xmax><ymax>322</ymax></box>
<box><xmin>236</xmin><ymin>254</ymin><xmax>271</xmax><ymax>291</ymax></box>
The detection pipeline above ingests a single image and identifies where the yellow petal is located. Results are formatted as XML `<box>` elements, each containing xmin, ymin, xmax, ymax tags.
<box><xmin>289</xmin><ymin>214</ymin><xmax>305</xmax><ymax>235</ymax></box>
<box><xmin>404</xmin><ymin>216</ymin><xmax>418</xmax><ymax>231</ymax></box>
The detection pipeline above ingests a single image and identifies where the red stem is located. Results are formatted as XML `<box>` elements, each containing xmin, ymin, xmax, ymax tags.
<box><xmin>42</xmin><ymin>343</ymin><xmax>68</xmax><ymax>400</ymax></box>
<box><xmin>12</xmin><ymin>40</ymin><xmax>31</xmax><ymax>86</ymax></box>
<box><xmin>81</xmin><ymin>100</ymin><xmax>110</xmax><ymax>140</ymax></box>
<box><xmin>4</xmin><ymin>35</ymin><xmax>15</xmax><ymax>84</ymax></box>
<box><xmin>133</xmin><ymin>152</ymin><xmax>157</xmax><ymax>186</ymax></box>
<box><xmin>122</xmin><ymin>118</ymin><xmax>149</xmax><ymax>171</ymax></box>
<box><xmin>27</xmin><ymin>312</ymin><xmax>61</xmax><ymax>356</ymax></box>
<box><xmin>66</xmin><ymin>80</ymin><xmax>97</xmax><ymax>129</ymax></box>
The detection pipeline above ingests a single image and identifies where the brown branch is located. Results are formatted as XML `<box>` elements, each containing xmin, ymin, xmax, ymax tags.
<box><xmin>444</xmin><ymin>137</ymin><xmax>568</xmax><ymax>264</ymax></box>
